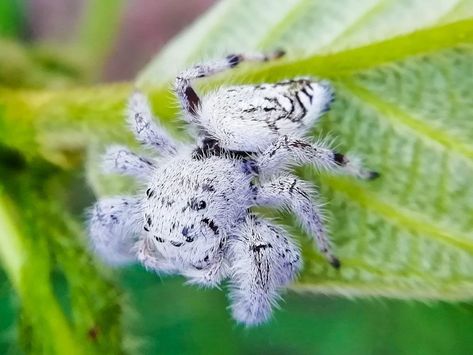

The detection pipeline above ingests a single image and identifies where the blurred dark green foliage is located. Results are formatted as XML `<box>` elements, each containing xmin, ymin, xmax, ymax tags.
<box><xmin>0</xmin><ymin>0</ymin><xmax>24</xmax><ymax>38</ymax></box>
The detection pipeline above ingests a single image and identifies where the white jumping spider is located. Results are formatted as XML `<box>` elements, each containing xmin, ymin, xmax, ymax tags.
<box><xmin>88</xmin><ymin>50</ymin><xmax>378</xmax><ymax>326</ymax></box>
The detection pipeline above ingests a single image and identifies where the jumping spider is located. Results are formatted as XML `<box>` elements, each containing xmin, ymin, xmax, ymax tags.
<box><xmin>88</xmin><ymin>50</ymin><xmax>377</xmax><ymax>326</ymax></box>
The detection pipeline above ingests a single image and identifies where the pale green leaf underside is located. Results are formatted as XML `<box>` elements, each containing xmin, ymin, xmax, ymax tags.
<box><xmin>136</xmin><ymin>0</ymin><xmax>473</xmax><ymax>300</ymax></box>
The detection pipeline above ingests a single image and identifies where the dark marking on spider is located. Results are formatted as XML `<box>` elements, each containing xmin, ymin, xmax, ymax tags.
<box><xmin>146</xmin><ymin>188</ymin><xmax>155</xmax><ymax>198</ymax></box>
<box><xmin>294</xmin><ymin>93</ymin><xmax>307</xmax><ymax>117</ymax></box>
<box><xmin>330</xmin><ymin>257</ymin><xmax>341</xmax><ymax>269</ymax></box>
<box><xmin>265</xmin><ymin>119</ymin><xmax>279</xmax><ymax>132</ymax></box>
<box><xmin>300</xmin><ymin>87</ymin><xmax>313</xmax><ymax>103</ymax></box>
<box><xmin>139</xmin><ymin>156</ymin><xmax>154</xmax><ymax>167</ymax></box>
<box><xmin>272</xmin><ymin>48</ymin><xmax>286</xmax><ymax>59</ymax></box>
<box><xmin>334</xmin><ymin>152</ymin><xmax>346</xmax><ymax>166</ymax></box>
<box><xmin>281</xmin><ymin>94</ymin><xmax>296</xmax><ymax>117</ymax></box>
<box><xmin>367</xmin><ymin>171</ymin><xmax>381</xmax><ymax>180</ymax></box>
<box><xmin>264</xmin><ymin>97</ymin><xmax>283</xmax><ymax>110</ymax></box>
<box><xmin>134</xmin><ymin>113</ymin><xmax>147</xmax><ymax>133</ymax></box>
<box><xmin>268</xmin><ymin>148</ymin><xmax>278</xmax><ymax>158</ymax></box>
<box><xmin>190</xmin><ymin>198</ymin><xmax>207</xmax><ymax>211</ymax></box>
<box><xmin>202</xmin><ymin>183</ymin><xmax>215</xmax><ymax>192</ymax></box>
<box><xmin>252</xmin><ymin>243</ymin><xmax>272</xmax><ymax>253</ymax></box>
<box><xmin>289</xmin><ymin>179</ymin><xmax>297</xmax><ymax>193</ymax></box>
<box><xmin>242</xmin><ymin>159</ymin><xmax>259</xmax><ymax>175</ymax></box>
<box><xmin>226</xmin><ymin>54</ymin><xmax>242</xmax><ymax>67</ymax></box>
<box><xmin>192</xmin><ymin>137</ymin><xmax>255</xmax><ymax>160</ymax></box>
<box><xmin>155</xmin><ymin>236</ymin><xmax>165</xmax><ymax>243</ymax></box>
<box><xmin>184</xmin><ymin>86</ymin><xmax>200</xmax><ymax>115</ymax></box>
<box><xmin>289</xmin><ymin>140</ymin><xmax>312</xmax><ymax>149</ymax></box>
<box><xmin>201</xmin><ymin>218</ymin><xmax>219</xmax><ymax>235</ymax></box>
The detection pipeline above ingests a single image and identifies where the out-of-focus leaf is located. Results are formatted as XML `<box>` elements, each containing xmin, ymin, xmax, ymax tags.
<box><xmin>0</xmin><ymin>0</ymin><xmax>25</xmax><ymax>38</ymax></box>
<box><xmin>0</xmin><ymin>39</ymin><xmax>87</xmax><ymax>89</ymax></box>
<box><xmin>77</xmin><ymin>0</ymin><xmax>125</xmax><ymax>76</ymax></box>
<box><xmin>0</xmin><ymin>155</ymin><xmax>125</xmax><ymax>354</ymax></box>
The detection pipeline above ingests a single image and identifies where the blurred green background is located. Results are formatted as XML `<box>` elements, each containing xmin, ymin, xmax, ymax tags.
<box><xmin>1</xmin><ymin>1</ymin><xmax>473</xmax><ymax>354</ymax></box>
<box><xmin>4</xmin><ymin>265</ymin><xmax>473</xmax><ymax>354</ymax></box>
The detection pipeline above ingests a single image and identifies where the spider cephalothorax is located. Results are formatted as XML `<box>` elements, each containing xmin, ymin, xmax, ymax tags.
<box><xmin>88</xmin><ymin>51</ymin><xmax>377</xmax><ymax>326</ymax></box>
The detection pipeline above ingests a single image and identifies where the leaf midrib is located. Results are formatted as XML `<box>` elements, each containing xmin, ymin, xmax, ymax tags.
<box><xmin>191</xmin><ymin>18</ymin><xmax>473</xmax><ymax>87</ymax></box>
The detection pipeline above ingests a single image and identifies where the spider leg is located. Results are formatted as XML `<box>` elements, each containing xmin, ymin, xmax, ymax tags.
<box><xmin>257</xmin><ymin>135</ymin><xmax>378</xmax><ymax>180</ymax></box>
<box><xmin>255</xmin><ymin>175</ymin><xmax>339</xmax><ymax>268</ymax></box>
<box><xmin>136</xmin><ymin>237</ymin><xmax>176</xmax><ymax>273</ymax></box>
<box><xmin>127</xmin><ymin>91</ymin><xmax>178</xmax><ymax>155</ymax></box>
<box><xmin>182</xmin><ymin>253</ymin><xmax>228</xmax><ymax>288</ymax></box>
<box><xmin>228</xmin><ymin>216</ymin><xmax>301</xmax><ymax>326</ymax></box>
<box><xmin>175</xmin><ymin>50</ymin><xmax>285</xmax><ymax>122</ymax></box>
<box><xmin>88</xmin><ymin>196</ymin><xmax>142</xmax><ymax>265</ymax></box>
<box><xmin>181</xmin><ymin>234</ymin><xmax>229</xmax><ymax>287</ymax></box>
<box><xmin>102</xmin><ymin>145</ymin><xmax>155</xmax><ymax>179</ymax></box>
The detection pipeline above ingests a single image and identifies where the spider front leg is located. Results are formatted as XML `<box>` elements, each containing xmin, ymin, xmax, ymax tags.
<box><xmin>257</xmin><ymin>135</ymin><xmax>378</xmax><ymax>180</ymax></box>
<box><xmin>102</xmin><ymin>145</ymin><xmax>155</xmax><ymax>179</ymax></box>
<box><xmin>175</xmin><ymin>50</ymin><xmax>285</xmax><ymax>121</ymax></box>
<box><xmin>88</xmin><ymin>196</ymin><xmax>142</xmax><ymax>265</ymax></box>
<box><xmin>255</xmin><ymin>175</ymin><xmax>339</xmax><ymax>268</ymax></box>
<box><xmin>182</xmin><ymin>236</ymin><xmax>229</xmax><ymax>287</ymax></box>
<box><xmin>128</xmin><ymin>91</ymin><xmax>178</xmax><ymax>155</ymax></box>
<box><xmin>136</xmin><ymin>237</ymin><xmax>176</xmax><ymax>273</ymax></box>
<box><xmin>182</xmin><ymin>253</ymin><xmax>228</xmax><ymax>288</ymax></box>
<box><xmin>228</xmin><ymin>216</ymin><xmax>301</xmax><ymax>326</ymax></box>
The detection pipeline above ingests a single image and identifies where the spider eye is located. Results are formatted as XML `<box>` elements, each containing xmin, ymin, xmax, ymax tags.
<box><xmin>190</xmin><ymin>198</ymin><xmax>207</xmax><ymax>211</ymax></box>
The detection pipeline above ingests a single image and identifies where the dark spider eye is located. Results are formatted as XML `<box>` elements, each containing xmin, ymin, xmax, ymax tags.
<box><xmin>190</xmin><ymin>198</ymin><xmax>207</xmax><ymax>211</ymax></box>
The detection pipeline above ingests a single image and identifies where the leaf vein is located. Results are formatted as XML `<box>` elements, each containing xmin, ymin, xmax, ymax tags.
<box><xmin>339</xmin><ymin>80</ymin><xmax>473</xmax><ymax>163</ymax></box>
<box><xmin>321</xmin><ymin>175</ymin><xmax>473</xmax><ymax>253</ymax></box>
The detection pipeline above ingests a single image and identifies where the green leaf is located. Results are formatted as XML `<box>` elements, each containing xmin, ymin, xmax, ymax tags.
<box><xmin>136</xmin><ymin>0</ymin><xmax>473</xmax><ymax>299</ymax></box>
